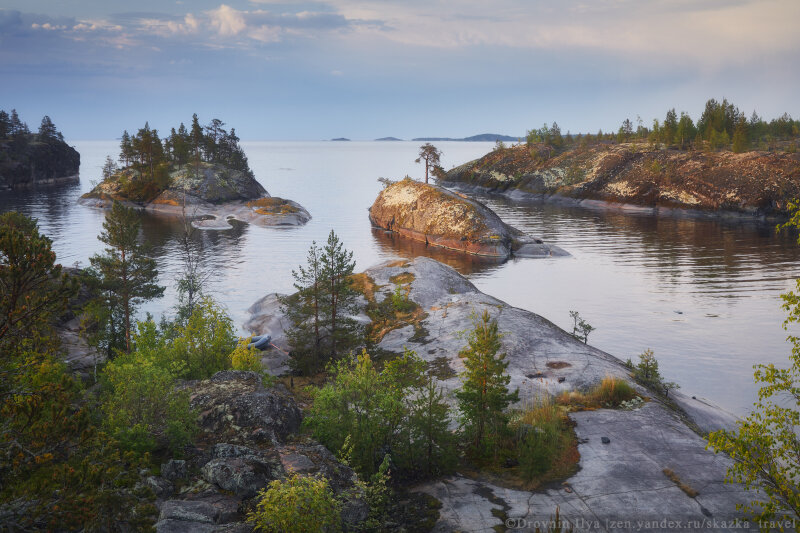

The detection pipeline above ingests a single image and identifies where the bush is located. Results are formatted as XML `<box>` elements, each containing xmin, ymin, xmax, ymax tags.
<box><xmin>513</xmin><ymin>396</ymin><xmax>569</xmax><ymax>480</ymax></box>
<box><xmin>170</xmin><ymin>297</ymin><xmax>237</xmax><ymax>379</ymax></box>
<box><xmin>102</xmin><ymin>354</ymin><xmax>196</xmax><ymax>455</ymax></box>
<box><xmin>305</xmin><ymin>349</ymin><xmax>455</xmax><ymax>479</ymax></box>
<box><xmin>231</xmin><ymin>338</ymin><xmax>263</xmax><ymax>372</ymax></box>
<box><xmin>247</xmin><ymin>475</ymin><xmax>341</xmax><ymax>533</ymax></box>
<box><xmin>593</xmin><ymin>376</ymin><xmax>637</xmax><ymax>406</ymax></box>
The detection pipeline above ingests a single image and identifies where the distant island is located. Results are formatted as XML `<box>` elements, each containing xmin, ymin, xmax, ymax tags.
<box><xmin>330</xmin><ymin>137</ymin><xmax>351</xmax><ymax>141</ymax></box>
<box><xmin>80</xmin><ymin>115</ymin><xmax>310</xmax><ymax>228</ymax></box>
<box><xmin>413</xmin><ymin>133</ymin><xmax>520</xmax><ymax>142</ymax></box>
<box><xmin>0</xmin><ymin>109</ymin><xmax>79</xmax><ymax>190</ymax></box>
<box><xmin>375</xmin><ymin>136</ymin><xmax>403</xmax><ymax>141</ymax></box>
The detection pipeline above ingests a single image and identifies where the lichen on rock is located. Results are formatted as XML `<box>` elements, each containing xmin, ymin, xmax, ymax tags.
<box><xmin>368</xmin><ymin>178</ymin><xmax>565</xmax><ymax>258</ymax></box>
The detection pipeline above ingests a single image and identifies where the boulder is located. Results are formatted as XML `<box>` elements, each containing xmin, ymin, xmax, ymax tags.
<box><xmin>368</xmin><ymin>178</ymin><xmax>565</xmax><ymax>258</ymax></box>
<box><xmin>201</xmin><ymin>454</ymin><xmax>283</xmax><ymax>498</ymax></box>
<box><xmin>189</xmin><ymin>371</ymin><xmax>302</xmax><ymax>446</ymax></box>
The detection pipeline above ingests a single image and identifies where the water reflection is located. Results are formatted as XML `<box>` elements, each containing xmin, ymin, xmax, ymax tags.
<box><xmin>370</xmin><ymin>227</ymin><xmax>505</xmax><ymax>277</ymax></box>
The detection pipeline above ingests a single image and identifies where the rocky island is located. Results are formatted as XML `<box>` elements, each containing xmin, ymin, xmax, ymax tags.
<box><xmin>0</xmin><ymin>109</ymin><xmax>79</xmax><ymax>190</ymax></box>
<box><xmin>442</xmin><ymin>141</ymin><xmax>800</xmax><ymax>220</ymax></box>
<box><xmin>247</xmin><ymin>257</ymin><xmax>753</xmax><ymax>531</ymax></box>
<box><xmin>369</xmin><ymin>178</ymin><xmax>566</xmax><ymax>258</ymax></box>
<box><xmin>79</xmin><ymin>117</ymin><xmax>310</xmax><ymax>228</ymax></box>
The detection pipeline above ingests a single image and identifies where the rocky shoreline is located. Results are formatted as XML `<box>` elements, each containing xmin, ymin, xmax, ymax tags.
<box><xmin>441</xmin><ymin>143</ymin><xmax>800</xmax><ymax>221</ymax></box>
<box><xmin>79</xmin><ymin>162</ymin><xmax>311</xmax><ymax>229</ymax></box>
<box><xmin>247</xmin><ymin>257</ymin><xmax>754</xmax><ymax>531</ymax></box>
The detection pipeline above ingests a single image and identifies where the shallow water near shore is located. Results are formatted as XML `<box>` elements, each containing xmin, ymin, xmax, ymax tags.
<box><xmin>1</xmin><ymin>140</ymin><xmax>798</xmax><ymax>416</ymax></box>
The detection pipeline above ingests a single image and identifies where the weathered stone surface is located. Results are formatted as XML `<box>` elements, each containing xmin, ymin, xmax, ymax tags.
<box><xmin>189</xmin><ymin>370</ymin><xmax>302</xmax><ymax>446</ymax></box>
<box><xmin>201</xmin><ymin>452</ymin><xmax>283</xmax><ymax>498</ymax></box>
<box><xmin>249</xmin><ymin>256</ymin><xmax>758</xmax><ymax>530</ymax></box>
<box><xmin>418</xmin><ymin>403</ymin><xmax>759</xmax><ymax>532</ymax></box>
<box><xmin>368</xmin><ymin>178</ymin><xmax>566</xmax><ymax>258</ymax></box>
<box><xmin>161</xmin><ymin>459</ymin><xmax>188</xmax><ymax>482</ymax></box>
<box><xmin>146</xmin><ymin>476</ymin><xmax>174</xmax><ymax>499</ymax></box>
<box><xmin>442</xmin><ymin>143</ymin><xmax>800</xmax><ymax>219</ymax></box>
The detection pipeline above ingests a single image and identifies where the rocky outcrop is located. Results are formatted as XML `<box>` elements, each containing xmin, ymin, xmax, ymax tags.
<box><xmin>0</xmin><ymin>136</ymin><xmax>79</xmax><ymax>190</ymax></box>
<box><xmin>151</xmin><ymin>371</ymin><xmax>366</xmax><ymax>532</ymax></box>
<box><xmin>442</xmin><ymin>143</ymin><xmax>800</xmax><ymax>219</ymax></box>
<box><xmin>79</xmin><ymin>162</ymin><xmax>310</xmax><ymax>228</ymax></box>
<box><xmin>248</xmin><ymin>257</ymin><xmax>755</xmax><ymax>530</ymax></box>
<box><xmin>368</xmin><ymin>178</ymin><xmax>566</xmax><ymax>258</ymax></box>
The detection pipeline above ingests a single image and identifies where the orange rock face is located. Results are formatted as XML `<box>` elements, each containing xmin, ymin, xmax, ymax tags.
<box><xmin>368</xmin><ymin>178</ymin><xmax>520</xmax><ymax>257</ymax></box>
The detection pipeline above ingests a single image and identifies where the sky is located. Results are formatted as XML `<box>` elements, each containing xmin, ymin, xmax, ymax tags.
<box><xmin>0</xmin><ymin>0</ymin><xmax>798</xmax><ymax>140</ymax></box>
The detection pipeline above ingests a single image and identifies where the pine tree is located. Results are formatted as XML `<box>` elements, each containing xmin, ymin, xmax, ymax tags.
<box><xmin>282</xmin><ymin>241</ymin><xmax>326</xmax><ymax>374</ymax></box>
<box><xmin>320</xmin><ymin>229</ymin><xmax>360</xmax><ymax>359</ymax></box>
<box><xmin>416</xmin><ymin>143</ymin><xmax>442</xmax><ymax>184</ymax></box>
<box><xmin>191</xmin><ymin>113</ymin><xmax>204</xmax><ymax>174</ymax></box>
<box><xmin>88</xmin><ymin>202</ymin><xmax>164</xmax><ymax>354</ymax></box>
<box><xmin>0</xmin><ymin>110</ymin><xmax>10</xmax><ymax>139</ymax></box>
<box><xmin>455</xmin><ymin>310</ymin><xmax>519</xmax><ymax>458</ymax></box>
<box><xmin>37</xmin><ymin>115</ymin><xmax>59</xmax><ymax>140</ymax></box>
<box><xmin>410</xmin><ymin>374</ymin><xmax>456</xmax><ymax>477</ymax></box>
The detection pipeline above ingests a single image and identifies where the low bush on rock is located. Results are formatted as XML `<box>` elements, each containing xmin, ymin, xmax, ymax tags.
<box><xmin>247</xmin><ymin>474</ymin><xmax>342</xmax><ymax>533</ymax></box>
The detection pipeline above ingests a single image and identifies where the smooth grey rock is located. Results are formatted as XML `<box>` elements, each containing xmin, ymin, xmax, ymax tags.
<box><xmin>601</xmin><ymin>436</ymin><xmax>611</xmax><ymax>444</ymax></box>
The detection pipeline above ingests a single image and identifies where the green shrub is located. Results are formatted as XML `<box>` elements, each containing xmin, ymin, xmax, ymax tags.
<box><xmin>230</xmin><ymin>338</ymin><xmax>263</xmax><ymax>372</ymax></box>
<box><xmin>247</xmin><ymin>475</ymin><xmax>341</xmax><ymax>533</ymax></box>
<box><xmin>305</xmin><ymin>349</ymin><xmax>455</xmax><ymax>479</ymax></box>
<box><xmin>102</xmin><ymin>354</ymin><xmax>196</xmax><ymax>455</ymax></box>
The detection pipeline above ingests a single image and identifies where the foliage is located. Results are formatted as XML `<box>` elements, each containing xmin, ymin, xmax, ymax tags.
<box><xmin>305</xmin><ymin>349</ymin><xmax>455</xmax><ymax>479</ymax></box>
<box><xmin>230</xmin><ymin>337</ymin><xmax>264</xmax><ymax>373</ymax></box>
<box><xmin>416</xmin><ymin>143</ymin><xmax>442</xmax><ymax>184</ymax></box>
<box><xmin>633</xmin><ymin>348</ymin><xmax>660</xmax><ymax>386</ymax></box>
<box><xmin>706</xmin><ymin>212</ymin><xmax>800</xmax><ymax>524</ymax></box>
<box><xmin>102</xmin><ymin>349</ymin><xmax>197</xmax><ymax>455</ymax></box>
<box><xmin>113</xmin><ymin>115</ymin><xmax>255</xmax><ymax>200</ymax></box>
<box><xmin>455</xmin><ymin>310</ymin><xmax>519</xmax><ymax>459</ymax></box>
<box><xmin>169</xmin><ymin>297</ymin><xmax>237</xmax><ymax>379</ymax></box>
<box><xmin>556</xmin><ymin>377</ymin><xmax>638</xmax><ymax>409</ymax></box>
<box><xmin>283</xmin><ymin>231</ymin><xmax>361</xmax><ymax>374</ymax></box>
<box><xmin>568</xmin><ymin>310</ymin><xmax>594</xmax><ymax>344</ymax></box>
<box><xmin>0</xmin><ymin>357</ymin><xmax>156</xmax><ymax>530</ymax></box>
<box><xmin>0</xmin><ymin>212</ymin><xmax>156</xmax><ymax>530</ymax></box>
<box><xmin>513</xmin><ymin>396</ymin><xmax>570</xmax><ymax>480</ymax></box>
<box><xmin>87</xmin><ymin>201</ymin><xmax>164</xmax><ymax>355</ymax></box>
<box><xmin>0</xmin><ymin>211</ymin><xmax>77</xmax><ymax>351</ymax></box>
<box><xmin>247</xmin><ymin>474</ymin><xmax>342</xmax><ymax>533</ymax></box>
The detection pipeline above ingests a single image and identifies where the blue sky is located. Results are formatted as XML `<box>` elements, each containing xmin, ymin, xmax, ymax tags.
<box><xmin>1</xmin><ymin>0</ymin><xmax>798</xmax><ymax>140</ymax></box>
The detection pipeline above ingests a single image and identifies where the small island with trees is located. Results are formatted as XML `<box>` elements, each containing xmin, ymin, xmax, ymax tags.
<box><xmin>80</xmin><ymin>115</ymin><xmax>310</xmax><ymax>228</ymax></box>
<box><xmin>0</xmin><ymin>109</ymin><xmax>80</xmax><ymax>190</ymax></box>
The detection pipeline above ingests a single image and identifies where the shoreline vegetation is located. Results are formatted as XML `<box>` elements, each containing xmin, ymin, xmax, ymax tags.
<box><xmin>79</xmin><ymin>115</ymin><xmax>310</xmax><ymax>228</ymax></box>
<box><xmin>440</xmin><ymin>98</ymin><xmax>800</xmax><ymax>219</ymax></box>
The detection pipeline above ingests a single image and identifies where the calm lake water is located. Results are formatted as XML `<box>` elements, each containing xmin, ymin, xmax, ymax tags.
<box><xmin>2</xmin><ymin>140</ymin><xmax>798</xmax><ymax>416</ymax></box>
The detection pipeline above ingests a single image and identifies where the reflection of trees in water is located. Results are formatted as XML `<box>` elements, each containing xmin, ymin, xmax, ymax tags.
<box><xmin>483</xmin><ymin>194</ymin><xmax>800</xmax><ymax>288</ymax></box>
<box><xmin>138</xmin><ymin>212</ymin><xmax>249</xmax><ymax>291</ymax></box>
<box><xmin>370</xmin><ymin>227</ymin><xmax>505</xmax><ymax>277</ymax></box>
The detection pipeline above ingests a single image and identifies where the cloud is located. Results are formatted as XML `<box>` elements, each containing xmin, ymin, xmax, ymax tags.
<box><xmin>208</xmin><ymin>4</ymin><xmax>247</xmax><ymax>36</ymax></box>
